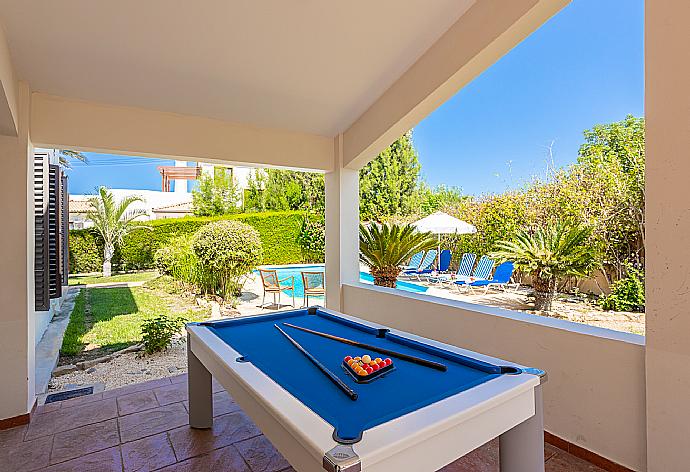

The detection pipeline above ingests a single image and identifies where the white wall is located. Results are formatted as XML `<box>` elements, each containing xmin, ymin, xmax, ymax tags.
<box><xmin>0</xmin><ymin>81</ymin><xmax>35</xmax><ymax>420</ymax></box>
<box><xmin>644</xmin><ymin>1</ymin><xmax>690</xmax><ymax>469</ymax></box>
<box><xmin>342</xmin><ymin>283</ymin><xmax>647</xmax><ymax>471</ymax></box>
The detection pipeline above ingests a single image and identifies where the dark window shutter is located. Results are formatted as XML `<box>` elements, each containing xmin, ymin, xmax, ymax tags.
<box><xmin>60</xmin><ymin>173</ymin><xmax>69</xmax><ymax>285</ymax></box>
<box><xmin>48</xmin><ymin>164</ymin><xmax>62</xmax><ymax>299</ymax></box>
<box><xmin>34</xmin><ymin>153</ymin><xmax>50</xmax><ymax>311</ymax></box>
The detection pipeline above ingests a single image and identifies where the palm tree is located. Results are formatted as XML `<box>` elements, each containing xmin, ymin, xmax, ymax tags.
<box><xmin>359</xmin><ymin>223</ymin><xmax>437</xmax><ymax>288</ymax></box>
<box><xmin>58</xmin><ymin>150</ymin><xmax>88</xmax><ymax>168</ymax></box>
<box><xmin>491</xmin><ymin>221</ymin><xmax>598</xmax><ymax>311</ymax></box>
<box><xmin>87</xmin><ymin>187</ymin><xmax>148</xmax><ymax>276</ymax></box>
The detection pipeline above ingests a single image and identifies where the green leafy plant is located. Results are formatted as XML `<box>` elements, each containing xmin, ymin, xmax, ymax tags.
<box><xmin>192</xmin><ymin>168</ymin><xmax>242</xmax><ymax>216</ymax></box>
<box><xmin>87</xmin><ymin>187</ymin><xmax>149</xmax><ymax>276</ymax></box>
<box><xmin>141</xmin><ymin>315</ymin><xmax>186</xmax><ymax>354</ymax></box>
<box><xmin>70</xmin><ymin>211</ymin><xmax>310</xmax><ymax>273</ymax></box>
<box><xmin>359</xmin><ymin>131</ymin><xmax>421</xmax><ymax>221</ymax></box>
<box><xmin>297</xmin><ymin>215</ymin><xmax>325</xmax><ymax>262</ymax></box>
<box><xmin>359</xmin><ymin>223</ymin><xmax>437</xmax><ymax>288</ymax></box>
<box><xmin>491</xmin><ymin>221</ymin><xmax>598</xmax><ymax>311</ymax></box>
<box><xmin>58</xmin><ymin>149</ymin><xmax>88</xmax><ymax>168</ymax></box>
<box><xmin>600</xmin><ymin>264</ymin><xmax>645</xmax><ymax>312</ymax></box>
<box><xmin>192</xmin><ymin>220</ymin><xmax>263</xmax><ymax>297</ymax></box>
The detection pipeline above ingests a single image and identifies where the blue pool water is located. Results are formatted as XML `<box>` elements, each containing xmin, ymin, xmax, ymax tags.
<box><xmin>257</xmin><ymin>264</ymin><xmax>428</xmax><ymax>298</ymax></box>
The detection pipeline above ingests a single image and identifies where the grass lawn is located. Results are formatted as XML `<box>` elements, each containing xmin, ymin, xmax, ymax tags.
<box><xmin>68</xmin><ymin>270</ymin><xmax>159</xmax><ymax>286</ymax></box>
<box><xmin>61</xmin><ymin>279</ymin><xmax>210</xmax><ymax>360</ymax></box>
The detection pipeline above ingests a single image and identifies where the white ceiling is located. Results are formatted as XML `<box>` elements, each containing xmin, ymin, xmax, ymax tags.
<box><xmin>0</xmin><ymin>0</ymin><xmax>474</xmax><ymax>137</ymax></box>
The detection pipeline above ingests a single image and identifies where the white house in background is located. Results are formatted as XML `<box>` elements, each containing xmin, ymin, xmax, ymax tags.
<box><xmin>69</xmin><ymin>162</ymin><xmax>254</xmax><ymax>228</ymax></box>
<box><xmin>68</xmin><ymin>189</ymin><xmax>193</xmax><ymax>229</ymax></box>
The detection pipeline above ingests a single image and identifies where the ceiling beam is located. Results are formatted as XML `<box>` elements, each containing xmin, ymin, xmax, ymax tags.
<box><xmin>342</xmin><ymin>0</ymin><xmax>570</xmax><ymax>169</ymax></box>
<box><xmin>30</xmin><ymin>93</ymin><xmax>334</xmax><ymax>172</ymax></box>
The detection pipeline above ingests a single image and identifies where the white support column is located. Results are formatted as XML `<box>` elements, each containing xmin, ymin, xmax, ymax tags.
<box><xmin>0</xmin><ymin>81</ymin><xmax>35</xmax><ymax>421</ymax></box>
<box><xmin>325</xmin><ymin>134</ymin><xmax>359</xmax><ymax>311</ymax></box>
<box><xmin>645</xmin><ymin>1</ymin><xmax>690</xmax><ymax>469</ymax></box>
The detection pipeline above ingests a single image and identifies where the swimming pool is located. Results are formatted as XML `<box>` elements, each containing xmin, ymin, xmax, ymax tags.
<box><xmin>257</xmin><ymin>264</ymin><xmax>428</xmax><ymax>297</ymax></box>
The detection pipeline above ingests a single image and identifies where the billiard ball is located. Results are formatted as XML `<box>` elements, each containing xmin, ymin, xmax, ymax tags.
<box><xmin>344</xmin><ymin>356</ymin><xmax>352</xmax><ymax>362</ymax></box>
<box><xmin>374</xmin><ymin>357</ymin><xmax>382</xmax><ymax>364</ymax></box>
<box><xmin>384</xmin><ymin>358</ymin><xmax>392</xmax><ymax>366</ymax></box>
<box><xmin>362</xmin><ymin>355</ymin><xmax>372</xmax><ymax>364</ymax></box>
<box><xmin>354</xmin><ymin>357</ymin><xmax>361</xmax><ymax>361</ymax></box>
<box><xmin>371</xmin><ymin>364</ymin><xmax>380</xmax><ymax>371</ymax></box>
<box><xmin>365</xmin><ymin>366</ymin><xmax>373</xmax><ymax>374</ymax></box>
<box><xmin>377</xmin><ymin>362</ymin><xmax>386</xmax><ymax>369</ymax></box>
<box><xmin>357</xmin><ymin>369</ymin><xmax>367</xmax><ymax>376</ymax></box>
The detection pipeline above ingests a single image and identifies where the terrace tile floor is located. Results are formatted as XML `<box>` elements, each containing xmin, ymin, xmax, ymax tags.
<box><xmin>0</xmin><ymin>375</ymin><xmax>605</xmax><ymax>472</ymax></box>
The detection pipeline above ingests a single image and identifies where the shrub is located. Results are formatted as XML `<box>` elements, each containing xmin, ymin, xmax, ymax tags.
<box><xmin>297</xmin><ymin>214</ymin><xmax>325</xmax><ymax>262</ymax></box>
<box><xmin>141</xmin><ymin>315</ymin><xmax>186</xmax><ymax>354</ymax></box>
<box><xmin>69</xmin><ymin>211</ymin><xmax>308</xmax><ymax>274</ymax></box>
<box><xmin>192</xmin><ymin>220</ymin><xmax>263</xmax><ymax>297</ymax></box>
<box><xmin>600</xmin><ymin>264</ymin><xmax>645</xmax><ymax>312</ymax></box>
<box><xmin>69</xmin><ymin>229</ymin><xmax>124</xmax><ymax>273</ymax></box>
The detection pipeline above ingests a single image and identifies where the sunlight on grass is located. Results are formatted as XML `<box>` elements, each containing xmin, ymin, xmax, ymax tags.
<box><xmin>68</xmin><ymin>271</ymin><xmax>159</xmax><ymax>286</ymax></box>
<box><xmin>60</xmin><ymin>285</ymin><xmax>209</xmax><ymax>357</ymax></box>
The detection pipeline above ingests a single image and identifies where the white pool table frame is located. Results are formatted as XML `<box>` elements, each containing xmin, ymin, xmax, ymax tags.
<box><xmin>186</xmin><ymin>307</ymin><xmax>546</xmax><ymax>472</ymax></box>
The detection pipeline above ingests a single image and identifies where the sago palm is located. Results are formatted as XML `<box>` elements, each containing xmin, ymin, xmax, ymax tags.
<box><xmin>491</xmin><ymin>221</ymin><xmax>598</xmax><ymax>311</ymax></box>
<box><xmin>87</xmin><ymin>187</ymin><xmax>148</xmax><ymax>276</ymax></box>
<box><xmin>359</xmin><ymin>223</ymin><xmax>437</xmax><ymax>288</ymax></box>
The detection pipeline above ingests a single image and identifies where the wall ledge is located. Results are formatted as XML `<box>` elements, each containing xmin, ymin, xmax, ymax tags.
<box><xmin>343</xmin><ymin>282</ymin><xmax>645</xmax><ymax>347</ymax></box>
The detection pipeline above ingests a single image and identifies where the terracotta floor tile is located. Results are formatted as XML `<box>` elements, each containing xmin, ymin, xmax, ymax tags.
<box><xmin>440</xmin><ymin>440</ymin><xmax>498</xmax><ymax>472</ymax></box>
<box><xmin>50</xmin><ymin>419</ymin><xmax>119</xmax><ymax>464</ymax></box>
<box><xmin>121</xmin><ymin>432</ymin><xmax>177</xmax><ymax>472</ymax></box>
<box><xmin>0</xmin><ymin>435</ymin><xmax>53</xmax><ymax>472</ymax></box>
<box><xmin>118</xmin><ymin>402</ymin><xmax>188</xmax><ymax>443</ymax></box>
<box><xmin>168</xmin><ymin>411</ymin><xmax>261</xmax><ymax>461</ymax></box>
<box><xmin>0</xmin><ymin>423</ymin><xmax>28</xmax><ymax>445</ymax></box>
<box><xmin>212</xmin><ymin>377</ymin><xmax>225</xmax><ymax>393</ymax></box>
<box><xmin>117</xmin><ymin>390</ymin><xmax>159</xmax><ymax>416</ymax></box>
<box><xmin>40</xmin><ymin>446</ymin><xmax>123</xmax><ymax>472</ymax></box>
<box><xmin>153</xmin><ymin>381</ymin><xmax>188</xmax><ymax>406</ymax></box>
<box><xmin>184</xmin><ymin>390</ymin><xmax>241</xmax><ymax>418</ymax></box>
<box><xmin>235</xmin><ymin>435</ymin><xmax>290</xmax><ymax>472</ymax></box>
<box><xmin>157</xmin><ymin>445</ymin><xmax>249</xmax><ymax>472</ymax></box>
<box><xmin>545</xmin><ymin>451</ymin><xmax>606</xmax><ymax>472</ymax></box>
<box><xmin>102</xmin><ymin>377</ymin><xmax>172</xmax><ymax>400</ymax></box>
<box><xmin>58</xmin><ymin>392</ymin><xmax>104</xmax><ymax>409</ymax></box>
<box><xmin>25</xmin><ymin>398</ymin><xmax>118</xmax><ymax>440</ymax></box>
<box><xmin>545</xmin><ymin>444</ymin><xmax>561</xmax><ymax>462</ymax></box>
<box><xmin>34</xmin><ymin>402</ymin><xmax>61</xmax><ymax>415</ymax></box>
<box><xmin>170</xmin><ymin>373</ymin><xmax>187</xmax><ymax>385</ymax></box>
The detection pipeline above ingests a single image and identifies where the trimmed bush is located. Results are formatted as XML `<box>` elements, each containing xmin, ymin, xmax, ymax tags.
<box><xmin>69</xmin><ymin>230</ymin><xmax>122</xmax><ymax>273</ymax></box>
<box><xmin>69</xmin><ymin>211</ymin><xmax>312</xmax><ymax>273</ymax></box>
<box><xmin>192</xmin><ymin>220</ymin><xmax>263</xmax><ymax>296</ymax></box>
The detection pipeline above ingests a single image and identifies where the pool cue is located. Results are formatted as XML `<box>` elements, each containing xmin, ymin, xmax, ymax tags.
<box><xmin>273</xmin><ymin>324</ymin><xmax>358</xmax><ymax>401</ymax></box>
<box><xmin>282</xmin><ymin>323</ymin><xmax>447</xmax><ymax>372</ymax></box>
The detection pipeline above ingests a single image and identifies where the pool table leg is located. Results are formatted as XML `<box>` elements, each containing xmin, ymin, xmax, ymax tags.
<box><xmin>498</xmin><ymin>385</ymin><xmax>544</xmax><ymax>472</ymax></box>
<box><xmin>187</xmin><ymin>334</ymin><xmax>213</xmax><ymax>429</ymax></box>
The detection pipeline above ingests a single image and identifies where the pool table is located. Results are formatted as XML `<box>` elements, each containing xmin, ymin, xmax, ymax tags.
<box><xmin>186</xmin><ymin>307</ymin><xmax>546</xmax><ymax>472</ymax></box>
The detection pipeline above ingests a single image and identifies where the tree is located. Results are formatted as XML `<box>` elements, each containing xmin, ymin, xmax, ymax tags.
<box><xmin>58</xmin><ymin>150</ymin><xmax>88</xmax><ymax>168</ymax></box>
<box><xmin>359</xmin><ymin>132</ymin><xmax>421</xmax><ymax>221</ymax></box>
<box><xmin>87</xmin><ymin>187</ymin><xmax>148</xmax><ymax>276</ymax></box>
<box><xmin>359</xmin><ymin>223</ymin><xmax>437</xmax><ymax>288</ymax></box>
<box><xmin>491</xmin><ymin>221</ymin><xmax>598</xmax><ymax>311</ymax></box>
<box><xmin>261</xmin><ymin>169</ymin><xmax>324</xmax><ymax>212</ymax></box>
<box><xmin>192</xmin><ymin>168</ymin><xmax>241</xmax><ymax>216</ymax></box>
<box><xmin>244</xmin><ymin>169</ymin><xmax>267</xmax><ymax>212</ymax></box>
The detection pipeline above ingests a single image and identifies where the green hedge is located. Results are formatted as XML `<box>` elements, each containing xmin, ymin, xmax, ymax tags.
<box><xmin>69</xmin><ymin>211</ymin><xmax>319</xmax><ymax>273</ymax></box>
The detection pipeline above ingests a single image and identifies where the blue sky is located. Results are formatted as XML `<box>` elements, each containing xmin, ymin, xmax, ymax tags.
<box><xmin>414</xmin><ymin>0</ymin><xmax>644</xmax><ymax>194</ymax></box>
<box><xmin>66</xmin><ymin>0</ymin><xmax>643</xmax><ymax>196</ymax></box>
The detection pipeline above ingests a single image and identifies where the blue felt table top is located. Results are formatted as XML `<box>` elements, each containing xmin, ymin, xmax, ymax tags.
<box><xmin>202</xmin><ymin>308</ymin><xmax>505</xmax><ymax>442</ymax></box>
